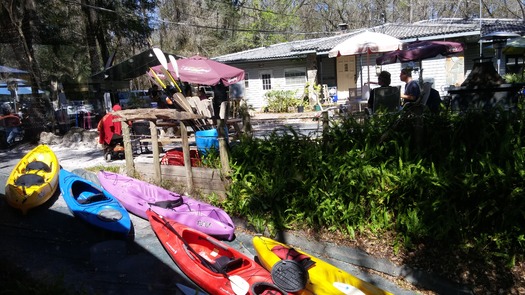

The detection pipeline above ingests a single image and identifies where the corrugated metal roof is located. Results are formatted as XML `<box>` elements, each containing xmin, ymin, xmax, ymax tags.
<box><xmin>214</xmin><ymin>18</ymin><xmax>525</xmax><ymax>63</ymax></box>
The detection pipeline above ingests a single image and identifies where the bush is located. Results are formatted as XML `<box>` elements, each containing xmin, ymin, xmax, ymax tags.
<box><xmin>225</xmin><ymin>105</ymin><xmax>525</xmax><ymax>264</ymax></box>
<box><xmin>264</xmin><ymin>90</ymin><xmax>302</xmax><ymax>113</ymax></box>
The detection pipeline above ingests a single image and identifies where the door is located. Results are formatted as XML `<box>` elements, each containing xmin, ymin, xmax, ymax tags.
<box><xmin>336</xmin><ymin>56</ymin><xmax>357</xmax><ymax>102</ymax></box>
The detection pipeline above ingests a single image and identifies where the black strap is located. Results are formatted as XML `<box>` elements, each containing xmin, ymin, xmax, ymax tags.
<box><xmin>149</xmin><ymin>198</ymin><xmax>184</xmax><ymax>209</ymax></box>
<box><xmin>26</xmin><ymin>161</ymin><xmax>51</xmax><ymax>172</ymax></box>
<box><xmin>15</xmin><ymin>174</ymin><xmax>45</xmax><ymax>187</ymax></box>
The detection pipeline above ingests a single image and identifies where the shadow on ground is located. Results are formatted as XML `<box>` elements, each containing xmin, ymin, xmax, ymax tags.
<box><xmin>0</xmin><ymin>193</ymin><xmax>203</xmax><ymax>295</ymax></box>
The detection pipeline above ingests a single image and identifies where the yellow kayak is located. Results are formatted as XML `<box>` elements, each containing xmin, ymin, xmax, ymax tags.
<box><xmin>252</xmin><ymin>236</ymin><xmax>393</xmax><ymax>295</ymax></box>
<box><xmin>5</xmin><ymin>145</ymin><xmax>59</xmax><ymax>214</ymax></box>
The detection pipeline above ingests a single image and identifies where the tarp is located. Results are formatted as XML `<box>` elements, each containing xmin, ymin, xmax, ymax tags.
<box><xmin>90</xmin><ymin>48</ymin><xmax>182</xmax><ymax>90</ymax></box>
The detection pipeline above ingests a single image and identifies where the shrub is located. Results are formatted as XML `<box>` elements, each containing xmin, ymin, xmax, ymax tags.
<box><xmin>225</xmin><ymin>105</ymin><xmax>525</xmax><ymax>264</ymax></box>
<box><xmin>264</xmin><ymin>90</ymin><xmax>302</xmax><ymax>113</ymax></box>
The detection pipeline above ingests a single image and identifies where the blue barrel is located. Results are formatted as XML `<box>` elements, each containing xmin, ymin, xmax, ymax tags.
<box><xmin>196</xmin><ymin>128</ymin><xmax>229</xmax><ymax>156</ymax></box>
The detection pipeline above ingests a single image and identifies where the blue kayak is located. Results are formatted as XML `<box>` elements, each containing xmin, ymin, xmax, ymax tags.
<box><xmin>59</xmin><ymin>168</ymin><xmax>131</xmax><ymax>235</ymax></box>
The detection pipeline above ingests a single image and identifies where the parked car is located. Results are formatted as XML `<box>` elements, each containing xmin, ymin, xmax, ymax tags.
<box><xmin>118</xmin><ymin>90</ymin><xmax>151</xmax><ymax>109</ymax></box>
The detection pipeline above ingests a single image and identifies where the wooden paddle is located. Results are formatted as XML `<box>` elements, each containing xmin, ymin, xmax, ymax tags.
<box><xmin>151</xmin><ymin>210</ymin><xmax>249</xmax><ymax>295</ymax></box>
<box><xmin>152</xmin><ymin>47</ymin><xmax>182</xmax><ymax>92</ymax></box>
<box><xmin>168</xmin><ymin>54</ymin><xmax>181</xmax><ymax>87</ymax></box>
<box><xmin>152</xmin><ymin>48</ymin><xmax>207</xmax><ymax>130</ymax></box>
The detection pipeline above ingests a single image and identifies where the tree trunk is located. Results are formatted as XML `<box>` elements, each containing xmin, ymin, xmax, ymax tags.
<box><xmin>81</xmin><ymin>0</ymin><xmax>102</xmax><ymax>75</ymax></box>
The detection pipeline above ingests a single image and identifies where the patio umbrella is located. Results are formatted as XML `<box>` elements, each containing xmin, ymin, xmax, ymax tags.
<box><xmin>328</xmin><ymin>31</ymin><xmax>403</xmax><ymax>85</ymax></box>
<box><xmin>376</xmin><ymin>40</ymin><xmax>464</xmax><ymax>84</ymax></box>
<box><xmin>152</xmin><ymin>55</ymin><xmax>245</xmax><ymax>87</ymax></box>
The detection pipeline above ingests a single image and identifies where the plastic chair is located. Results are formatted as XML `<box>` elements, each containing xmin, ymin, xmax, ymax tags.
<box><xmin>371</xmin><ymin>86</ymin><xmax>401</xmax><ymax>115</ymax></box>
<box><xmin>419</xmin><ymin>82</ymin><xmax>433</xmax><ymax>106</ymax></box>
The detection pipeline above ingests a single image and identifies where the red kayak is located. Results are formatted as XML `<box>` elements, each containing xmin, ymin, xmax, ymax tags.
<box><xmin>147</xmin><ymin>209</ymin><xmax>292</xmax><ymax>295</ymax></box>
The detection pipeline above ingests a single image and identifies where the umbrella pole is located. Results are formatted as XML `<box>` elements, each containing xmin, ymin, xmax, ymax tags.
<box><xmin>359</xmin><ymin>55</ymin><xmax>363</xmax><ymax>93</ymax></box>
<box><xmin>418</xmin><ymin>60</ymin><xmax>424</xmax><ymax>86</ymax></box>
<box><xmin>367</xmin><ymin>51</ymin><xmax>371</xmax><ymax>84</ymax></box>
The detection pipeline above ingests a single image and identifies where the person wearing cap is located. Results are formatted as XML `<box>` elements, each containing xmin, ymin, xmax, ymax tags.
<box><xmin>400</xmin><ymin>68</ymin><xmax>420</xmax><ymax>104</ymax></box>
<box><xmin>97</xmin><ymin>104</ymin><xmax>123</xmax><ymax>156</ymax></box>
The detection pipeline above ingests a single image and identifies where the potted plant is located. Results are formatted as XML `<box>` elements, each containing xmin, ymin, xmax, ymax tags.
<box><xmin>297</xmin><ymin>96</ymin><xmax>310</xmax><ymax>113</ymax></box>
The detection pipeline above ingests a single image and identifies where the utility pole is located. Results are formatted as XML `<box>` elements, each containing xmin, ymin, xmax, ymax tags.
<box><xmin>479</xmin><ymin>0</ymin><xmax>483</xmax><ymax>57</ymax></box>
<box><xmin>409</xmin><ymin>0</ymin><xmax>413</xmax><ymax>23</ymax></box>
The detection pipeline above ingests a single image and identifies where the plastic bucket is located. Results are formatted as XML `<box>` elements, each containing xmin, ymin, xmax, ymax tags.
<box><xmin>196</xmin><ymin>128</ymin><xmax>228</xmax><ymax>156</ymax></box>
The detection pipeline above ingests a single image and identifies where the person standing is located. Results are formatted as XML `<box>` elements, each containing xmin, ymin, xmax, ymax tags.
<box><xmin>399</xmin><ymin>68</ymin><xmax>420</xmax><ymax>105</ymax></box>
<box><xmin>212</xmin><ymin>81</ymin><xmax>228</xmax><ymax>120</ymax></box>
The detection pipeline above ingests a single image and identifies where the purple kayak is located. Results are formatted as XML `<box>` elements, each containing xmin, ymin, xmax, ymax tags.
<box><xmin>97</xmin><ymin>170</ymin><xmax>235</xmax><ymax>241</ymax></box>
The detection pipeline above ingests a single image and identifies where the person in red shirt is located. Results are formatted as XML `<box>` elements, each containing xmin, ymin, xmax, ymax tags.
<box><xmin>97</xmin><ymin>104</ymin><xmax>124</xmax><ymax>160</ymax></box>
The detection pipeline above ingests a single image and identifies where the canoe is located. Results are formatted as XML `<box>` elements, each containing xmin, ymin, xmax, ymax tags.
<box><xmin>252</xmin><ymin>236</ymin><xmax>394</xmax><ymax>295</ymax></box>
<box><xmin>4</xmin><ymin>144</ymin><xmax>59</xmax><ymax>214</ymax></box>
<box><xmin>98</xmin><ymin>170</ymin><xmax>235</xmax><ymax>241</ymax></box>
<box><xmin>59</xmin><ymin>169</ymin><xmax>131</xmax><ymax>235</ymax></box>
<box><xmin>147</xmin><ymin>209</ymin><xmax>288</xmax><ymax>295</ymax></box>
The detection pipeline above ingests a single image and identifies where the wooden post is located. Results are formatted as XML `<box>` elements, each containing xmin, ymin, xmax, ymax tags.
<box><xmin>322</xmin><ymin>110</ymin><xmax>329</xmax><ymax>134</ymax></box>
<box><xmin>150</xmin><ymin>120</ymin><xmax>161</xmax><ymax>183</ymax></box>
<box><xmin>180</xmin><ymin>121</ymin><xmax>194</xmax><ymax>192</ymax></box>
<box><xmin>122</xmin><ymin>122</ymin><xmax>135</xmax><ymax>176</ymax></box>
<box><xmin>218</xmin><ymin>118</ymin><xmax>230</xmax><ymax>175</ymax></box>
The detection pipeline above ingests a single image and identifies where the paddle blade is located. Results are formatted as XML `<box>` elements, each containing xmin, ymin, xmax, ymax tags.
<box><xmin>169</xmin><ymin>54</ymin><xmax>180</xmax><ymax>78</ymax></box>
<box><xmin>153</xmin><ymin>47</ymin><xmax>168</xmax><ymax>69</ymax></box>
<box><xmin>229</xmin><ymin>275</ymin><xmax>249</xmax><ymax>295</ymax></box>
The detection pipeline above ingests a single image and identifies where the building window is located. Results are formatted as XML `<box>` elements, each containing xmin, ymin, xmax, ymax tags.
<box><xmin>284</xmin><ymin>68</ymin><xmax>306</xmax><ymax>85</ymax></box>
<box><xmin>262</xmin><ymin>73</ymin><xmax>272</xmax><ymax>90</ymax></box>
<box><xmin>244</xmin><ymin>72</ymin><xmax>249</xmax><ymax>88</ymax></box>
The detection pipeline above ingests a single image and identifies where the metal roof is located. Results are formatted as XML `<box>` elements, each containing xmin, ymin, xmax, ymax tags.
<box><xmin>214</xmin><ymin>18</ymin><xmax>525</xmax><ymax>63</ymax></box>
